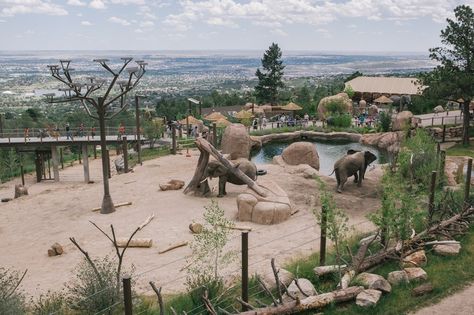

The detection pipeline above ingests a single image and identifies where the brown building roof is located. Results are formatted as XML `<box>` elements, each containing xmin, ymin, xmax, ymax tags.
<box><xmin>345</xmin><ymin>76</ymin><xmax>424</xmax><ymax>95</ymax></box>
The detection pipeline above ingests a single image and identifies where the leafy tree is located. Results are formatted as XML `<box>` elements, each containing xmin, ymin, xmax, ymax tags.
<box><xmin>25</xmin><ymin>107</ymin><xmax>42</xmax><ymax>122</ymax></box>
<box><xmin>422</xmin><ymin>4</ymin><xmax>474</xmax><ymax>145</ymax></box>
<box><xmin>345</xmin><ymin>71</ymin><xmax>363</xmax><ymax>82</ymax></box>
<box><xmin>255</xmin><ymin>43</ymin><xmax>285</xmax><ymax>105</ymax></box>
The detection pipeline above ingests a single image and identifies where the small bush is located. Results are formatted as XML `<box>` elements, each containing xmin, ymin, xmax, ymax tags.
<box><xmin>379</xmin><ymin>111</ymin><xmax>391</xmax><ymax>132</ymax></box>
<box><xmin>328</xmin><ymin>113</ymin><xmax>352</xmax><ymax>128</ymax></box>
<box><xmin>325</xmin><ymin>99</ymin><xmax>347</xmax><ymax>115</ymax></box>
<box><xmin>30</xmin><ymin>290</ymin><xmax>66</xmax><ymax>315</ymax></box>
<box><xmin>0</xmin><ymin>267</ymin><xmax>27</xmax><ymax>314</ymax></box>
<box><xmin>66</xmin><ymin>256</ymin><xmax>123</xmax><ymax>313</ymax></box>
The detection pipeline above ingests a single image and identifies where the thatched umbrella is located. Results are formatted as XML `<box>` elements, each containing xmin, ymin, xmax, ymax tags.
<box><xmin>215</xmin><ymin>118</ymin><xmax>231</xmax><ymax>128</ymax></box>
<box><xmin>374</xmin><ymin>95</ymin><xmax>393</xmax><ymax>105</ymax></box>
<box><xmin>234</xmin><ymin>110</ymin><xmax>254</xmax><ymax>119</ymax></box>
<box><xmin>178</xmin><ymin>115</ymin><xmax>200</xmax><ymax>125</ymax></box>
<box><xmin>281</xmin><ymin>102</ymin><xmax>303</xmax><ymax>111</ymax></box>
<box><xmin>204</xmin><ymin>111</ymin><xmax>227</xmax><ymax>121</ymax></box>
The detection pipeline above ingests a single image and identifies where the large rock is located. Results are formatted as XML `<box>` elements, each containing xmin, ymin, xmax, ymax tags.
<box><xmin>392</xmin><ymin>111</ymin><xmax>414</xmax><ymax>131</ymax></box>
<box><xmin>14</xmin><ymin>184</ymin><xmax>28</xmax><ymax>199</ymax></box>
<box><xmin>159</xmin><ymin>179</ymin><xmax>185</xmax><ymax>191</ymax></box>
<box><xmin>387</xmin><ymin>271</ymin><xmax>409</xmax><ymax>285</ymax></box>
<box><xmin>434</xmin><ymin>105</ymin><xmax>445</xmax><ymax>113</ymax></box>
<box><xmin>114</xmin><ymin>156</ymin><xmax>125</xmax><ymax>174</ymax></box>
<box><xmin>356</xmin><ymin>289</ymin><xmax>382</xmax><ymax>307</ymax></box>
<box><xmin>284</xmin><ymin>278</ymin><xmax>317</xmax><ymax>301</ymax></box>
<box><xmin>433</xmin><ymin>243</ymin><xmax>461</xmax><ymax>256</ymax></box>
<box><xmin>360</xmin><ymin>131</ymin><xmax>403</xmax><ymax>154</ymax></box>
<box><xmin>402</xmin><ymin>250</ymin><xmax>427</xmax><ymax>267</ymax></box>
<box><xmin>404</xmin><ymin>267</ymin><xmax>428</xmax><ymax>282</ymax></box>
<box><xmin>317</xmin><ymin>93</ymin><xmax>353</xmax><ymax>120</ymax></box>
<box><xmin>281</xmin><ymin>142</ymin><xmax>320</xmax><ymax>170</ymax></box>
<box><xmin>237</xmin><ymin>179</ymin><xmax>292</xmax><ymax>225</ymax></box>
<box><xmin>355</xmin><ymin>273</ymin><xmax>391</xmax><ymax>293</ymax></box>
<box><xmin>221</xmin><ymin>124</ymin><xmax>251</xmax><ymax>160</ymax></box>
<box><xmin>258</xmin><ymin>266</ymin><xmax>294</xmax><ymax>291</ymax></box>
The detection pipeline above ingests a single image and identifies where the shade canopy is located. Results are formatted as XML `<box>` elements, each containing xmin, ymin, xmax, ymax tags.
<box><xmin>234</xmin><ymin>110</ymin><xmax>254</xmax><ymax>119</ymax></box>
<box><xmin>281</xmin><ymin>102</ymin><xmax>303</xmax><ymax>111</ymax></box>
<box><xmin>178</xmin><ymin>115</ymin><xmax>200</xmax><ymax>125</ymax></box>
<box><xmin>204</xmin><ymin>111</ymin><xmax>227</xmax><ymax>121</ymax></box>
<box><xmin>374</xmin><ymin>95</ymin><xmax>394</xmax><ymax>104</ymax></box>
<box><xmin>215</xmin><ymin>118</ymin><xmax>231</xmax><ymax>128</ymax></box>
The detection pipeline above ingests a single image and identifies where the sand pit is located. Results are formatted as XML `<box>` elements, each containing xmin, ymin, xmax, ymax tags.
<box><xmin>0</xmin><ymin>149</ymin><xmax>382</xmax><ymax>297</ymax></box>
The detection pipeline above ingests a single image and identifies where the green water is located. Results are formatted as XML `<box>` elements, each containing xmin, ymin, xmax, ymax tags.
<box><xmin>251</xmin><ymin>140</ymin><xmax>388</xmax><ymax>175</ymax></box>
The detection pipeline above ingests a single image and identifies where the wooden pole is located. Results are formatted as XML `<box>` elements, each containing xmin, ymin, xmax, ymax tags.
<box><xmin>123</xmin><ymin>276</ymin><xmax>133</xmax><ymax>315</ymax></box>
<box><xmin>440</xmin><ymin>150</ymin><xmax>446</xmax><ymax>185</ymax></box>
<box><xmin>135</xmin><ymin>95</ymin><xmax>142</xmax><ymax>165</ymax></box>
<box><xmin>212</xmin><ymin>122</ymin><xmax>217</xmax><ymax>148</ymax></box>
<box><xmin>35</xmin><ymin>151</ymin><xmax>42</xmax><ymax>183</ymax></box>
<box><xmin>465</xmin><ymin>158</ymin><xmax>473</xmax><ymax>205</ymax></box>
<box><xmin>20</xmin><ymin>154</ymin><xmax>25</xmax><ymax>186</ymax></box>
<box><xmin>428</xmin><ymin>171</ymin><xmax>437</xmax><ymax>215</ymax></box>
<box><xmin>60</xmin><ymin>148</ymin><xmax>64</xmax><ymax>169</ymax></box>
<box><xmin>241</xmin><ymin>232</ymin><xmax>249</xmax><ymax>311</ymax></box>
<box><xmin>51</xmin><ymin>145</ymin><xmax>60</xmax><ymax>182</ymax></box>
<box><xmin>122</xmin><ymin>136</ymin><xmax>128</xmax><ymax>173</ymax></box>
<box><xmin>82</xmin><ymin>144</ymin><xmax>90</xmax><ymax>183</ymax></box>
<box><xmin>319</xmin><ymin>205</ymin><xmax>327</xmax><ymax>266</ymax></box>
<box><xmin>171</xmin><ymin>124</ymin><xmax>177</xmax><ymax>155</ymax></box>
<box><xmin>106</xmin><ymin>149</ymin><xmax>111</xmax><ymax>179</ymax></box>
<box><xmin>93</xmin><ymin>145</ymin><xmax>97</xmax><ymax>159</ymax></box>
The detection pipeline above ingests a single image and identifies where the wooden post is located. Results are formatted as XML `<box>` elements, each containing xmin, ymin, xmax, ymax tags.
<box><xmin>106</xmin><ymin>149</ymin><xmax>111</xmax><ymax>179</ymax></box>
<box><xmin>20</xmin><ymin>154</ymin><xmax>25</xmax><ymax>186</ymax></box>
<box><xmin>123</xmin><ymin>276</ymin><xmax>133</xmax><ymax>315</ymax></box>
<box><xmin>51</xmin><ymin>145</ymin><xmax>60</xmax><ymax>182</ymax></box>
<box><xmin>47</xmin><ymin>152</ymin><xmax>52</xmax><ymax>180</ymax></box>
<box><xmin>82</xmin><ymin>145</ymin><xmax>90</xmax><ymax>183</ymax></box>
<box><xmin>171</xmin><ymin>124</ymin><xmax>177</xmax><ymax>155</ymax></box>
<box><xmin>431</xmin><ymin>117</ymin><xmax>434</xmax><ymax>126</ymax></box>
<box><xmin>465</xmin><ymin>158</ymin><xmax>473</xmax><ymax>206</ymax></box>
<box><xmin>212</xmin><ymin>122</ymin><xmax>217</xmax><ymax>148</ymax></box>
<box><xmin>135</xmin><ymin>95</ymin><xmax>142</xmax><ymax>165</ymax></box>
<box><xmin>60</xmin><ymin>148</ymin><xmax>64</xmax><ymax>169</ymax></box>
<box><xmin>319</xmin><ymin>205</ymin><xmax>327</xmax><ymax>266</ymax></box>
<box><xmin>78</xmin><ymin>147</ymin><xmax>82</xmax><ymax>165</ymax></box>
<box><xmin>93</xmin><ymin>145</ymin><xmax>97</xmax><ymax>159</ymax></box>
<box><xmin>428</xmin><ymin>171</ymin><xmax>437</xmax><ymax>215</ymax></box>
<box><xmin>440</xmin><ymin>150</ymin><xmax>446</xmax><ymax>185</ymax></box>
<box><xmin>35</xmin><ymin>151</ymin><xmax>42</xmax><ymax>183</ymax></box>
<box><xmin>442</xmin><ymin>125</ymin><xmax>446</xmax><ymax>142</ymax></box>
<box><xmin>178</xmin><ymin>125</ymin><xmax>182</xmax><ymax>139</ymax></box>
<box><xmin>122</xmin><ymin>136</ymin><xmax>128</xmax><ymax>173</ymax></box>
<box><xmin>241</xmin><ymin>232</ymin><xmax>249</xmax><ymax>311</ymax></box>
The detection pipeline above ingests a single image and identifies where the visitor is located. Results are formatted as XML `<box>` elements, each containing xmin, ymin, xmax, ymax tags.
<box><xmin>66</xmin><ymin>123</ymin><xmax>73</xmax><ymax>140</ymax></box>
<box><xmin>252</xmin><ymin>118</ymin><xmax>258</xmax><ymax>130</ymax></box>
<box><xmin>91</xmin><ymin>126</ymin><xmax>96</xmax><ymax>138</ymax></box>
<box><xmin>118</xmin><ymin>122</ymin><xmax>125</xmax><ymax>140</ymax></box>
<box><xmin>193</xmin><ymin>126</ymin><xmax>198</xmax><ymax>137</ymax></box>
<box><xmin>304</xmin><ymin>113</ymin><xmax>309</xmax><ymax>127</ymax></box>
<box><xmin>79</xmin><ymin>122</ymin><xmax>85</xmax><ymax>137</ymax></box>
<box><xmin>262</xmin><ymin>116</ymin><xmax>268</xmax><ymax>128</ymax></box>
<box><xmin>24</xmin><ymin>127</ymin><xmax>29</xmax><ymax>141</ymax></box>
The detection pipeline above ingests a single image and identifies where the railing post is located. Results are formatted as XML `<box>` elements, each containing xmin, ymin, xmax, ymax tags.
<box><xmin>465</xmin><ymin>158</ymin><xmax>473</xmax><ymax>206</ymax></box>
<box><xmin>171</xmin><ymin>124</ymin><xmax>177</xmax><ymax>155</ymax></box>
<box><xmin>123</xmin><ymin>276</ymin><xmax>133</xmax><ymax>315</ymax></box>
<box><xmin>60</xmin><ymin>148</ymin><xmax>64</xmax><ymax>169</ymax></box>
<box><xmin>319</xmin><ymin>205</ymin><xmax>327</xmax><ymax>266</ymax></box>
<box><xmin>442</xmin><ymin>125</ymin><xmax>446</xmax><ymax>143</ymax></box>
<box><xmin>122</xmin><ymin>136</ymin><xmax>128</xmax><ymax>173</ymax></box>
<box><xmin>106</xmin><ymin>149</ymin><xmax>111</xmax><ymax>179</ymax></box>
<box><xmin>241</xmin><ymin>232</ymin><xmax>249</xmax><ymax>312</ymax></box>
<box><xmin>428</xmin><ymin>171</ymin><xmax>437</xmax><ymax>215</ymax></box>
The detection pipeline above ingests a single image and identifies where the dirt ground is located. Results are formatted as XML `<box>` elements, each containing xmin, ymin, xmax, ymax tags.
<box><xmin>0</xmin><ymin>150</ymin><xmax>382</xmax><ymax>298</ymax></box>
<box><xmin>412</xmin><ymin>283</ymin><xmax>474</xmax><ymax>315</ymax></box>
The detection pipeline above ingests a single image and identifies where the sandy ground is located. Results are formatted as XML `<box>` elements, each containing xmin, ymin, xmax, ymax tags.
<box><xmin>0</xmin><ymin>150</ymin><xmax>381</xmax><ymax>298</ymax></box>
<box><xmin>412</xmin><ymin>283</ymin><xmax>474</xmax><ymax>315</ymax></box>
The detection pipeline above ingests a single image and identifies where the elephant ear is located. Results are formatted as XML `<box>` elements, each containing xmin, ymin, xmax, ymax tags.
<box><xmin>364</xmin><ymin>151</ymin><xmax>377</xmax><ymax>168</ymax></box>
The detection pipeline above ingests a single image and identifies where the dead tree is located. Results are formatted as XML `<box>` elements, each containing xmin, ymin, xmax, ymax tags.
<box><xmin>183</xmin><ymin>138</ymin><xmax>267</xmax><ymax>197</ymax></box>
<box><xmin>46</xmin><ymin>58</ymin><xmax>146</xmax><ymax>214</ymax></box>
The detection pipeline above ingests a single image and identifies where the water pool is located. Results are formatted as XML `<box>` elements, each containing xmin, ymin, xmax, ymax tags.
<box><xmin>251</xmin><ymin>140</ymin><xmax>388</xmax><ymax>175</ymax></box>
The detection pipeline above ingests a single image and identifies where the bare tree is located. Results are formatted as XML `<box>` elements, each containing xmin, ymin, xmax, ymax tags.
<box><xmin>46</xmin><ymin>58</ymin><xmax>146</xmax><ymax>214</ymax></box>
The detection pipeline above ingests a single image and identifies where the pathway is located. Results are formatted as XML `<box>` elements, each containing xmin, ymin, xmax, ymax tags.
<box><xmin>412</xmin><ymin>283</ymin><xmax>474</xmax><ymax>315</ymax></box>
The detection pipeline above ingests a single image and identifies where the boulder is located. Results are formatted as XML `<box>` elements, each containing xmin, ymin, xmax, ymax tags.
<box><xmin>284</xmin><ymin>278</ymin><xmax>317</xmax><ymax>301</ymax></box>
<box><xmin>314</xmin><ymin>265</ymin><xmax>347</xmax><ymax>277</ymax></box>
<box><xmin>434</xmin><ymin>105</ymin><xmax>445</xmax><ymax>113</ymax></box>
<box><xmin>392</xmin><ymin>111</ymin><xmax>414</xmax><ymax>131</ymax></box>
<box><xmin>402</xmin><ymin>250</ymin><xmax>427</xmax><ymax>267</ymax></box>
<box><xmin>14</xmin><ymin>184</ymin><xmax>28</xmax><ymax>199</ymax></box>
<box><xmin>360</xmin><ymin>131</ymin><xmax>403</xmax><ymax>153</ymax></box>
<box><xmin>52</xmin><ymin>243</ymin><xmax>64</xmax><ymax>255</ymax></box>
<box><xmin>221</xmin><ymin>124</ymin><xmax>251</xmax><ymax>160</ymax></box>
<box><xmin>114</xmin><ymin>156</ymin><xmax>125</xmax><ymax>174</ymax></box>
<box><xmin>189</xmin><ymin>223</ymin><xmax>203</xmax><ymax>234</ymax></box>
<box><xmin>237</xmin><ymin>179</ymin><xmax>292</xmax><ymax>225</ymax></box>
<box><xmin>258</xmin><ymin>267</ymin><xmax>294</xmax><ymax>291</ymax></box>
<box><xmin>317</xmin><ymin>93</ymin><xmax>353</xmax><ymax>120</ymax></box>
<box><xmin>159</xmin><ymin>179</ymin><xmax>185</xmax><ymax>191</ymax></box>
<box><xmin>433</xmin><ymin>243</ymin><xmax>461</xmax><ymax>256</ymax></box>
<box><xmin>356</xmin><ymin>289</ymin><xmax>382</xmax><ymax>307</ymax></box>
<box><xmin>281</xmin><ymin>142</ymin><xmax>320</xmax><ymax>170</ymax></box>
<box><xmin>387</xmin><ymin>271</ymin><xmax>409</xmax><ymax>285</ymax></box>
<box><xmin>404</xmin><ymin>267</ymin><xmax>428</xmax><ymax>282</ymax></box>
<box><xmin>412</xmin><ymin>283</ymin><xmax>434</xmax><ymax>296</ymax></box>
<box><xmin>355</xmin><ymin>273</ymin><xmax>391</xmax><ymax>293</ymax></box>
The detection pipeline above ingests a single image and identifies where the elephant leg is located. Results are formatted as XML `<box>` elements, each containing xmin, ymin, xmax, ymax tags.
<box><xmin>335</xmin><ymin>171</ymin><xmax>341</xmax><ymax>192</ymax></box>
<box><xmin>357</xmin><ymin>170</ymin><xmax>363</xmax><ymax>187</ymax></box>
<box><xmin>218</xmin><ymin>176</ymin><xmax>227</xmax><ymax>197</ymax></box>
<box><xmin>337</xmin><ymin>174</ymin><xmax>347</xmax><ymax>193</ymax></box>
<box><xmin>198</xmin><ymin>179</ymin><xmax>211</xmax><ymax>197</ymax></box>
<box><xmin>353</xmin><ymin>173</ymin><xmax>359</xmax><ymax>183</ymax></box>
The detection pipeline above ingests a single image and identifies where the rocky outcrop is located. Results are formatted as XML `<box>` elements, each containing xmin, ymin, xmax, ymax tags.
<box><xmin>221</xmin><ymin>123</ymin><xmax>251</xmax><ymax>160</ymax></box>
<box><xmin>404</xmin><ymin>267</ymin><xmax>428</xmax><ymax>282</ymax></box>
<box><xmin>317</xmin><ymin>93</ymin><xmax>353</xmax><ymax>120</ymax></box>
<box><xmin>356</xmin><ymin>289</ymin><xmax>382</xmax><ymax>307</ymax></box>
<box><xmin>258</xmin><ymin>266</ymin><xmax>294</xmax><ymax>291</ymax></box>
<box><xmin>434</xmin><ymin>105</ymin><xmax>445</xmax><ymax>113</ymax></box>
<box><xmin>284</xmin><ymin>279</ymin><xmax>317</xmax><ymax>302</ymax></box>
<box><xmin>355</xmin><ymin>273</ymin><xmax>391</xmax><ymax>293</ymax></box>
<box><xmin>360</xmin><ymin>131</ymin><xmax>403</xmax><ymax>154</ymax></box>
<box><xmin>237</xmin><ymin>179</ymin><xmax>292</xmax><ymax>225</ymax></box>
<box><xmin>433</xmin><ymin>243</ymin><xmax>461</xmax><ymax>256</ymax></box>
<box><xmin>402</xmin><ymin>250</ymin><xmax>427</xmax><ymax>268</ymax></box>
<box><xmin>281</xmin><ymin>142</ymin><xmax>320</xmax><ymax>170</ymax></box>
<box><xmin>392</xmin><ymin>111</ymin><xmax>414</xmax><ymax>131</ymax></box>
<box><xmin>257</xmin><ymin>131</ymin><xmax>361</xmax><ymax>146</ymax></box>
<box><xmin>387</xmin><ymin>271</ymin><xmax>409</xmax><ymax>285</ymax></box>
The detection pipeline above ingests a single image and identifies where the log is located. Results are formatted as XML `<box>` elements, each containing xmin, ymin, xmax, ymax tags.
<box><xmin>238</xmin><ymin>286</ymin><xmax>364</xmax><ymax>315</ymax></box>
<box><xmin>116</xmin><ymin>238</ymin><xmax>152</xmax><ymax>248</ymax></box>
<box><xmin>218</xmin><ymin>224</ymin><xmax>252</xmax><ymax>231</ymax></box>
<box><xmin>158</xmin><ymin>241</ymin><xmax>188</xmax><ymax>254</ymax></box>
<box><xmin>92</xmin><ymin>201</ymin><xmax>132</xmax><ymax>212</ymax></box>
<box><xmin>314</xmin><ymin>265</ymin><xmax>347</xmax><ymax>276</ymax></box>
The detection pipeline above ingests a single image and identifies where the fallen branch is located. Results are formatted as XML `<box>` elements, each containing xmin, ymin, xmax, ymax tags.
<box><xmin>149</xmin><ymin>281</ymin><xmax>164</xmax><ymax>315</ymax></box>
<box><xmin>92</xmin><ymin>201</ymin><xmax>132</xmax><ymax>212</ymax></box>
<box><xmin>218</xmin><ymin>224</ymin><xmax>252</xmax><ymax>232</ymax></box>
<box><xmin>116</xmin><ymin>238</ymin><xmax>153</xmax><ymax>248</ymax></box>
<box><xmin>159</xmin><ymin>241</ymin><xmax>188</xmax><ymax>254</ymax></box>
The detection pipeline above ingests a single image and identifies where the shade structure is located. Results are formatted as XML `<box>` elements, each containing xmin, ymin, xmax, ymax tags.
<box><xmin>178</xmin><ymin>115</ymin><xmax>200</xmax><ymax>125</ymax></box>
<box><xmin>204</xmin><ymin>111</ymin><xmax>227</xmax><ymax>121</ymax></box>
<box><xmin>234</xmin><ymin>110</ymin><xmax>254</xmax><ymax>119</ymax></box>
<box><xmin>247</xmin><ymin>107</ymin><xmax>264</xmax><ymax>114</ymax></box>
<box><xmin>215</xmin><ymin>118</ymin><xmax>231</xmax><ymax>128</ymax></box>
<box><xmin>373</xmin><ymin>95</ymin><xmax>394</xmax><ymax>104</ymax></box>
<box><xmin>281</xmin><ymin>102</ymin><xmax>303</xmax><ymax>111</ymax></box>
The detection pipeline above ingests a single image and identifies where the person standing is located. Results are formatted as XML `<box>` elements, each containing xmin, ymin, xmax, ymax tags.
<box><xmin>66</xmin><ymin>123</ymin><xmax>73</xmax><ymax>140</ymax></box>
<box><xmin>118</xmin><ymin>122</ymin><xmax>125</xmax><ymax>140</ymax></box>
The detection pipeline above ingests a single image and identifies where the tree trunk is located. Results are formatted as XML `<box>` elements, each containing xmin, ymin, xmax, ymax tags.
<box><xmin>98</xmin><ymin>104</ymin><xmax>115</xmax><ymax>214</ymax></box>
<box><xmin>462</xmin><ymin>100</ymin><xmax>470</xmax><ymax>145</ymax></box>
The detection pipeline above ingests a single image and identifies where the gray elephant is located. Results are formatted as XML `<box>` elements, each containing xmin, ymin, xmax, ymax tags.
<box><xmin>199</xmin><ymin>158</ymin><xmax>257</xmax><ymax>197</ymax></box>
<box><xmin>330</xmin><ymin>150</ymin><xmax>377</xmax><ymax>193</ymax></box>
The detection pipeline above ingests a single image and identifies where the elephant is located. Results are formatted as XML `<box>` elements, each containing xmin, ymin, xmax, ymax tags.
<box><xmin>199</xmin><ymin>158</ymin><xmax>257</xmax><ymax>197</ymax></box>
<box><xmin>330</xmin><ymin>150</ymin><xmax>377</xmax><ymax>193</ymax></box>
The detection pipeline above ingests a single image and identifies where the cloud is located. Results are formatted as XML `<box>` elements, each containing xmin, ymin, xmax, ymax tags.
<box><xmin>110</xmin><ymin>0</ymin><xmax>145</xmax><ymax>4</ymax></box>
<box><xmin>108</xmin><ymin>16</ymin><xmax>131</xmax><ymax>26</ymax></box>
<box><xmin>207</xmin><ymin>17</ymin><xmax>237</xmax><ymax>27</ymax></box>
<box><xmin>89</xmin><ymin>0</ymin><xmax>106</xmax><ymax>9</ymax></box>
<box><xmin>67</xmin><ymin>0</ymin><xmax>86</xmax><ymax>6</ymax></box>
<box><xmin>81</xmin><ymin>20</ymin><xmax>93</xmax><ymax>26</ymax></box>
<box><xmin>271</xmin><ymin>29</ymin><xmax>287</xmax><ymax>37</ymax></box>
<box><xmin>1</xmin><ymin>0</ymin><xmax>68</xmax><ymax>17</ymax></box>
<box><xmin>139</xmin><ymin>20</ymin><xmax>154</xmax><ymax>27</ymax></box>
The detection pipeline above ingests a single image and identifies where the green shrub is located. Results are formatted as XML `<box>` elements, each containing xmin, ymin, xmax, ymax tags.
<box><xmin>66</xmin><ymin>256</ymin><xmax>123</xmax><ymax>313</ymax></box>
<box><xmin>325</xmin><ymin>99</ymin><xmax>347</xmax><ymax>115</ymax></box>
<box><xmin>30</xmin><ymin>290</ymin><xmax>66</xmax><ymax>315</ymax></box>
<box><xmin>0</xmin><ymin>267</ymin><xmax>26</xmax><ymax>315</ymax></box>
<box><xmin>328</xmin><ymin>113</ymin><xmax>352</xmax><ymax>128</ymax></box>
<box><xmin>379</xmin><ymin>111</ymin><xmax>391</xmax><ymax>132</ymax></box>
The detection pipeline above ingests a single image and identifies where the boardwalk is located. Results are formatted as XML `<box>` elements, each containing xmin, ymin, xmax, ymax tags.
<box><xmin>0</xmin><ymin>135</ymin><xmax>140</xmax><ymax>148</ymax></box>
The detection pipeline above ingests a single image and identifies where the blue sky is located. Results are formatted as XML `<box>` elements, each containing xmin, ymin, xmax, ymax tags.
<box><xmin>0</xmin><ymin>0</ymin><xmax>472</xmax><ymax>52</ymax></box>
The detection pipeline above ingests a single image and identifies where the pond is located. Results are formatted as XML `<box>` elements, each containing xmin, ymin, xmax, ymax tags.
<box><xmin>251</xmin><ymin>140</ymin><xmax>389</xmax><ymax>175</ymax></box>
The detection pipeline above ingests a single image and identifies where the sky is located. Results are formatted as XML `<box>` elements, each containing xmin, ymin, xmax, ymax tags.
<box><xmin>0</xmin><ymin>0</ymin><xmax>473</xmax><ymax>52</ymax></box>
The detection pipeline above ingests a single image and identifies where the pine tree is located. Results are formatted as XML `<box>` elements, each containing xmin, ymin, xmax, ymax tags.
<box><xmin>254</xmin><ymin>43</ymin><xmax>285</xmax><ymax>105</ymax></box>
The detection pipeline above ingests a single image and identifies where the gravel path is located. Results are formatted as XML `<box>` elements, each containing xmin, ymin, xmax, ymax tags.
<box><xmin>412</xmin><ymin>283</ymin><xmax>474</xmax><ymax>315</ymax></box>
